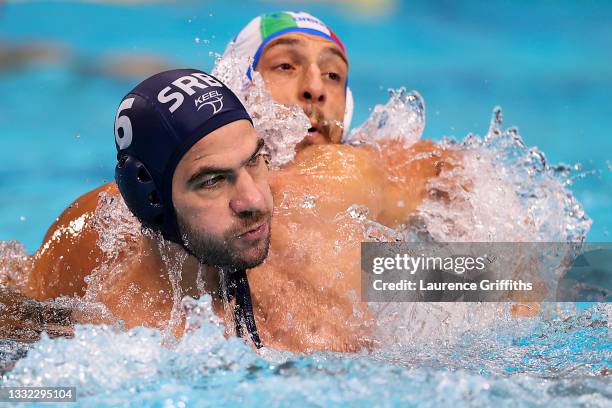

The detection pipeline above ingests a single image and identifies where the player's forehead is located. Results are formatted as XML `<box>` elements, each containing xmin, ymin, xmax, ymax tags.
<box><xmin>261</xmin><ymin>32</ymin><xmax>348</xmax><ymax>66</ymax></box>
<box><xmin>179</xmin><ymin>121</ymin><xmax>258</xmax><ymax>171</ymax></box>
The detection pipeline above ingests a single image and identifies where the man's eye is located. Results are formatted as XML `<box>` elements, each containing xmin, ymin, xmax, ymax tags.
<box><xmin>326</xmin><ymin>72</ymin><xmax>342</xmax><ymax>82</ymax></box>
<box><xmin>199</xmin><ymin>175</ymin><xmax>224</xmax><ymax>188</ymax></box>
<box><xmin>276</xmin><ymin>63</ymin><xmax>294</xmax><ymax>71</ymax></box>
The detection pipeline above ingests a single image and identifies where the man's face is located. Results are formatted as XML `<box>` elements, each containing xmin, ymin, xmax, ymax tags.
<box><xmin>172</xmin><ymin>120</ymin><xmax>273</xmax><ymax>269</ymax></box>
<box><xmin>256</xmin><ymin>33</ymin><xmax>348</xmax><ymax>150</ymax></box>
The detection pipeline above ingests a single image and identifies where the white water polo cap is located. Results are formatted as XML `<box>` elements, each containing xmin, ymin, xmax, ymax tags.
<box><xmin>221</xmin><ymin>11</ymin><xmax>354</xmax><ymax>135</ymax></box>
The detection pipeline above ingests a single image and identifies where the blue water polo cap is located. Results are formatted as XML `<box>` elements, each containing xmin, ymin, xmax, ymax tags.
<box><xmin>114</xmin><ymin>68</ymin><xmax>252</xmax><ymax>244</ymax></box>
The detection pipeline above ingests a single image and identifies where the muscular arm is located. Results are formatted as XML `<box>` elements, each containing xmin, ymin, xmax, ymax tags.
<box><xmin>254</xmin><ymin>143</ymin><xmax>458</xmax><ymax>352</ymax></box>
<box><xmin>373</xmin><ymin>140</ymin><xmax>461</xmax><ymax>227</ymax></box>
<box><xmin>371</xmin><ymin>141</ymin><xmax>542</xmax><ymax>317</ymax></box>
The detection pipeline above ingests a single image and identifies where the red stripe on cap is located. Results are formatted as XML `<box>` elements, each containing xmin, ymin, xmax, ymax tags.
<box><xmin>329</xmin><ymin>29</ymin><xmax>346</xmax><ymax>54</ymax></box>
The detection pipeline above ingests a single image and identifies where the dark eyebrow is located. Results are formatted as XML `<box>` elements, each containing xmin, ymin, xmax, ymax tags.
<box><xmin>186</xmin><ymin>138</ymin><xmax>265</xmax><ymax>187</ymax></box>
<box><xmin>322</xmin><ymin>46</ymin><xmax>348</xmax><ymax>67</ymax></box>
<box><xmin>265</xmin><ymin>37</ymin><xmax>348</xmax><ymax>67</ymax></box>
<box><xmin>243</xmin><ymin>138</ymin><xmax>265</xmax><ymax>166</ymax></box>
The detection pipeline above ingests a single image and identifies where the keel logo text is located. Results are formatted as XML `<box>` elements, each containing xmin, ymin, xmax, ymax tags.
<box><xmin>195</xmin><ymin>90</ymin><xmax>224</xmax><ymax>115</ymax></box>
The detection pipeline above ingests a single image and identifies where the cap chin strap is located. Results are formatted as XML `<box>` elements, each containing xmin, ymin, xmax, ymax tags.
<box><xmin>179</xmin><ymin>241</ymin><xmax>263</xmax><ymax>348</ymax></box>
<box><xmin>222</xmin><ymin>266</ymin><xmax>263</xmax><ymax>348</ymax></box>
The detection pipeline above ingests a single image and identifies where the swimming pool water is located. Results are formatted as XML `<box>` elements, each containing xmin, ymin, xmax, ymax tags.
<box><xmin>0</xmin><ymin>1</ymin><xmax>610</xmax><ymax>406</ymax></box>
<box><xmin>1</xmin><ymin>297</ymin><xmax>610</xmax><ymax>407</ymax></box>
<box><xmin>0</xmin><ymin>0</ymin><xmax>610</xmax><ymax>250</ymax></box>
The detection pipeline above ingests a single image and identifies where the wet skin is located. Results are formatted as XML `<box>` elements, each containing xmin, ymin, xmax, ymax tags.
<box><xmin>16</xmin><ymin>34</ymin><xmax>538</xmax><ymax>351</ymax></box>
<box><xmin>25</xmin><ymin>135</ymin><xmax>455</xmax><ymax>351</ymax></box>
<box><xmin>254</xmin><ymin>33</ymin><xmax>539</xmax><ymax>318</ymax></box>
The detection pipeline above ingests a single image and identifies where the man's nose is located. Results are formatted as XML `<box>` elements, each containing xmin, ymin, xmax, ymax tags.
<box><xmin>299</xmin><ymin>64</ymin><xmax>326</xmax><ymax>105</ymax></box>
<box><xmin>229</xmin><ymin>169</ymin><xmax>266</xmax><ymax>217</ymax></box>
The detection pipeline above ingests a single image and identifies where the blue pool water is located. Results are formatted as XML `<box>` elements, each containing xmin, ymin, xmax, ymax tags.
<box><xmin>0</xmin><ymin>1</ymin><xmax>610</xmax><ymax>406</ymax></box>
<box><xmin>0</xmin><ymin>0</ymin><xmax>610</xmax><ymax>250</ymax></box>
<box><xmin>1</xmin><ymin>297</ymin><xmax>610</xmax><ymax>407</ymax></box>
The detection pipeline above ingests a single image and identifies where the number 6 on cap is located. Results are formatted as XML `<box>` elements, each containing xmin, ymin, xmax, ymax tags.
<box><xmin>115</xmin><ymin>97</ymin><xmax>135</xmax><ymax>150</ymax></box>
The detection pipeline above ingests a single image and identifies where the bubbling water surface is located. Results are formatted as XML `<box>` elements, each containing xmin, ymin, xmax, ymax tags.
<box><xmin>1</xmin><ymin>295</ymin><xmax>609</xmax><ymax>407</ymax></box>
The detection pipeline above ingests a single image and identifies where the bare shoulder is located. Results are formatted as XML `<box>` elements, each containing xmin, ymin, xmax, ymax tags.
<box><xmin>292</xmin><ymin>144</ymin><xmax>383</xmax><ymax>181</ymax></box>
<box><xmin>28</xmin><ymin>182</ymin><xmax>121</xmax><ymax>299</ymax></box>
<box><xmin>41</xmin><ymin>183</ymin><xmax>120</xmax><ymax>243</ymax></box>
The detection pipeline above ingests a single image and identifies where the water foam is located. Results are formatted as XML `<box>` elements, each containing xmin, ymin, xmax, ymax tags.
<box><xmin>1</xmin><ymin>296</ymin><xmax>609</xmax><ymax>406</ymax></box>
<box><xmin>344</xmin><ymin>87</ymin><xmax>426</xmax><ymax>148</ymax></box>
<box><xmin>0</xmin><ymin>241</ymin><xmax>31</xmax><ymax>291</ymax></box>
<box><xmin>213</xmin><ymin>54</ymin><xmax>310</xmax><ymax>169</ymax></box>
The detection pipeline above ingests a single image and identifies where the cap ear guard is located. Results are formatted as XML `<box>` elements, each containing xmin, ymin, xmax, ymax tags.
<box><xmin>115</xmin><ymin>154</ymin><xmax>179</xmax><ymax>242</ymax></box>
<box><xmin>342</xmin><ymin>86</ymin><xmax>354</xmax><ymax>139</ymax></box>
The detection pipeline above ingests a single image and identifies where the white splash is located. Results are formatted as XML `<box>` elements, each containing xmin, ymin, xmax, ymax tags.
<box><xmin>417</xmin><ymin>107</ymin><xmax>591</xmax><ymax>243</ymax></box>
<box><xmin>83</xmin><ymin>191</ymin><xmax>142</xmax><ymax>303</ymax></box>
<box><xmin>339</xmin><ymin>100</ymin><xmax>592</xmax><ymax>346</ymax></box>
<box><xmin>212</xmin><ymin>52</ymin><xmax>310</xmax><ymax>169</ymax></box>
<box><xmin>345</xmin><ymin>87</ymin><xmax>425</xmax><ymax>148</ymax></box>
<box><xmin>0</xmin><ymin>241</ymin><xmax>32</xmax><ymax>291</ymax></box>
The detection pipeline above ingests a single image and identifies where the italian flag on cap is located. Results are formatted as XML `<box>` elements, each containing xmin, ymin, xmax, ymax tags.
<box><xmin>228</xmin><ymin>11</ymin><xmax>346</xmax><ymax>77</ymax></box>
<box><xmin>259</xmin><ymin>11</ymin><xmax>346</xmax><ymax>54</ymax></box>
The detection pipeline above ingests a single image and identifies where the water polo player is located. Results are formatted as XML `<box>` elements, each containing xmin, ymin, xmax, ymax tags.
<box><xmin>25</xmin><ymin>69</ymin><xmax>271</xmax><ymax>347</ymax></box>
<box><xmin>26</xmin><ymin>63</ymin><xmax>454</xmax><ymax>351</ymax></box>
<box><xmin>23</xmin><ymin>12</ymin><xmax>465</xmax><ymax>353</ymax></box>
<box><xmin>216</xmin><ymin>11</ymin><xmax>353</xmax><ymax>150</ymax></box>
<box><xmin>23</xmin><ymin>13</ymin><xmax>486</xmax><ymax>352</ymax></box>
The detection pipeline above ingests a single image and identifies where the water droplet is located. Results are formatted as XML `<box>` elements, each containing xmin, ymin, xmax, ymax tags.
<box><xmin>347</xmin><ymin>205</ymin><xmax>369</xmax><ymax>220</ymax></box>
<box><xmin>301</xmin><ymin>194</ymin><xmax>317</xmax><ymax>209</ymax></box>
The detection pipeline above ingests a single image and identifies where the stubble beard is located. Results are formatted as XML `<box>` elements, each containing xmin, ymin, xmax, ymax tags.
<box><xmin>176</xmin><ymin>213</ymin><xmax>271</xmax><ymax>270</ymax></box>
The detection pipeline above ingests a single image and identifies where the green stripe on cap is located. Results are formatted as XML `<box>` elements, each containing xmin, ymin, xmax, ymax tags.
<box><xmin>260</xmin><ymin>12</ymin><xmax>298</xmax><ymax>38</ymax></box>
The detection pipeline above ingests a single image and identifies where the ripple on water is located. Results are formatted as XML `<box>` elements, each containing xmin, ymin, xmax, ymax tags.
<box><xmin>0</xmin><ymin>297</ymin><xmax>609</xmax><ymax>407</ymax></box>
